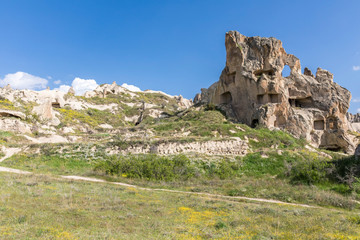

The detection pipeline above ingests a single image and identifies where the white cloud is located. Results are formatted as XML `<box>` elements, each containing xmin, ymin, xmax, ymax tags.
<box><xmin>358</xmin><ymin>108</ymin><xmax>360</xmax><ymax>113</ymax></box>
<box><xmin>72</xmin><ymin>77</ymin><xmax>98</xmax><ymax>95</ymax></box>
<box><xmin>352</xmin><ymin>98</ymin><xmax>360</xmax><ymax>103</ymax></box>
<box><xmin>47</xmin><ymin>76</ymin><xmax>52</xmax><ymax>80</ymax></box>
<box><xmin>353</xmin><ymin>66</ymin><xmax>360</xmax><ymax>71</ymax></box>
<box><xmin>54</xmin><ymin>85</ymin><xmax>71</xmax><ymax>93</ymax></box>
<box><xmin>53</xmin><ymin>78</ymin><xmax>98</xmax><ymax>95</ymax></box>
<box><xmin>54</xmin><ymin>80</ymin><xmax>61</xmax><ymax>85</ymax></box>
<box><xmin>0</xmin><ymin>72</ymin><xmax>48</xmax><ymax>90</ymax></box>
<box><xmin>121</xmin><ymin>83</ymin><xmax>142</xmax><ymax>92</ymax></box>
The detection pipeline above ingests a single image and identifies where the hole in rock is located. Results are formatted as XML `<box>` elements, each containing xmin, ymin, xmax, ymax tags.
<box><xmin>269</xmin><ymin>94</ymin><xmax>281</xmax><ymax>103</ymax></box>
<box><xmin>257</xmin><ymin>94</ymin><xmax>265</xmax><ymax>104</ymax></box>
<box><xmin>220</xmin><ymin>91</ymin><xmax>232</xmax><ymax>104</ymax></box>
<box><xmin>290</xmin><ymin>97</ymin><xmax>313</xmax><ymax>108</ymax></box>
<box><xmin>52</xmin><ymin>102</ymin><xmax>61</xmax><ymax>108</ymax></box>
<box><xmin>254</xmin><ymin>69</ymin><xmax>275</xmax><ymax>79</ymax></box>
<box><xmin>314</xmin><ymin>120</ymin><xmax>325</xmax><ymax>130</ymax></box>
<box><xmin>282</xmin><ymin>65</ymin><xmax>291</xmax><ymax>77</ymax></box>
<box><xmin>251</xmin><ymin>119</ymin><xmax>259</xmax><ymax>128</ymax></box>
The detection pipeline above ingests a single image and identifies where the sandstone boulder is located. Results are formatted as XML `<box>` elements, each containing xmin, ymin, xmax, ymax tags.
<box><xmin>199</xmin><ymin>31</ymin><xmax>354</xmax><ymax>153</ymax></box>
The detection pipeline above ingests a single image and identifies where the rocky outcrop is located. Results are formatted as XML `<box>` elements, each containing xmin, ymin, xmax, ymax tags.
<box><xmin>347</xmin><ymin>113</ymin><xmax>360</xmax><ymax>133</ymax></box>
<box><xmin>84</xmin><ymin>82</ymin><xmax>192</xmax><ymax>110</ymax></box>
<box><xmin>108</xmin><ymin>138</ymin><xmax>248</xmax><ymax>156</ymax></box>
<box><xmin>347</xmin><ymin>113</ymin><xmax>360</xmax><ymax>123</ymax></box>
<box><xmin>199</xmin><ymin>31</ymin><xmax>354</xmax><ymax>153</ymax></box>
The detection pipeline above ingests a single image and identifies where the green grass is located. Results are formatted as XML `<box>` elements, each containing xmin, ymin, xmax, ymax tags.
<box><xmin>2</xmin><ymin>145</ymin><xmax>359</xmax><ymax>209</ymax></box>
<box><xmin>0</xmin><ymin>131</ymin><xmax>29</xmax><ymax>146</ymax></box>
<box><xmin>56</xmin><ymin>108</ymin><xmax>125</xmax><ymax>128</ymax></box>
<box><xmin>0</xmin><ymin>173</ymin><xmax>360</xmax><ymax>239</ymax></box>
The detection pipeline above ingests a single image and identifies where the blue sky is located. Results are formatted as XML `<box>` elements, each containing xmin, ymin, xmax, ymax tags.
<box><xmin>0</xmin><ymin>0</ymin><xmax>359</xmax><ymax>113</ymax></box>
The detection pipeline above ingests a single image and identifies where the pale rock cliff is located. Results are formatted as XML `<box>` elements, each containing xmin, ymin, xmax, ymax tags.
<box><xmin>199</xmin><ymin>31</ymin><xmax>355</xmax><ymax>153</ymax></box>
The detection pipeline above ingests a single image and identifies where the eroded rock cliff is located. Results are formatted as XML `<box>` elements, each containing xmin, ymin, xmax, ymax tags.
<box><xmin>198</xmin><ymin>31</ymin><xmax>355</xmax><ymax>153</ymax></box>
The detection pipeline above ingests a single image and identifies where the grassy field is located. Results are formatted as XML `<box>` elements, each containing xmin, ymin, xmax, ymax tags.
<box><xmin>1</xmin><ymin>173</ymin><xmax>360</xmax><ymax>239</ymax></box>
<box><xmin>1</xmin><ymin>146</ymin><xmax>359</xmax><ymax>210</ymax></box>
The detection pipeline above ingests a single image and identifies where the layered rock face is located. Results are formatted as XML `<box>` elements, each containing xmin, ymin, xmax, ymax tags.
<box><xmin>199</xmin><ymin>31</ymin><xmax>354</xmax><ymax>153</ymax></box>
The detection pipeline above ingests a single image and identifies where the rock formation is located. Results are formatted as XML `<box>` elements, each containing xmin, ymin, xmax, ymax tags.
<box><xmin>347</xmin><ymin>113</ymin><xmax>360</xmax><ymax>133</ymax></box>
<box><xmin>347</xmin><ymin>113</ymin><xmax>360</xmax><ymax>123</ymax></box>
<box><xmin>198</xmin><ymin>31</ymin><xmax>355</xmax><ymax>153</ymax></box>
<box><xmin>67</xmin><ymin>86</ymin><xmax>76</xmax><ymax>95</ymax></box>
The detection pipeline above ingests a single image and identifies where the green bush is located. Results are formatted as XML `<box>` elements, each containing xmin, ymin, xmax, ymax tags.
<box><xmin>94</xmin><ymin>154</ymin><xmax>242</xmax><ymax>181</ymax></box>
<box><xmin>197</xmin><ymin>159</ymin><xmax>240</xmax><ymax>179</ymax></box>
<box><xmin>94</xmin><ymin>154</ymin><xmax>196</xmax><ymax>181</ymax></box>
<box><xmin>287</xmin><ymin>158</ymin><xmax>330</xmax><ymax>185</ymax></box>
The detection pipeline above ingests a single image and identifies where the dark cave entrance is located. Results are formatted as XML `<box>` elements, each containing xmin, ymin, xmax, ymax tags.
<box><xmin>52</xmin><ymin>102</ymin><xmax>61</xmax><ymax>108</ymax></box>
<box><xmin>251</xmin><ymin>119</ymin><xmax>259</xmax><ymax>128</ymax></box>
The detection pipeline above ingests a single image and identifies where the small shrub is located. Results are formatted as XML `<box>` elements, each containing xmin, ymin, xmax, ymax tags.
<box><xmin>287</xmin><ymin>158</ymin><xmax>330</xmax><ymax>185</ymax></box>
<box><xmin>94</xmin><ymin>155</ymin><xmax>242</xmax><ymax>181</ymax></box>
<box><xmin>94</xmin><ymin>154</ymin><xmax>196</xmax><ymax>181</ymax></box>
<box><xmin>214</xmin><ymin>220</ymin><xmax>227</xmax><ymax>229</ymax></box>
<box><xmin>348</xmin><ymin>215</ymin><xmax>360</xmax><ymax>225</ymax></box>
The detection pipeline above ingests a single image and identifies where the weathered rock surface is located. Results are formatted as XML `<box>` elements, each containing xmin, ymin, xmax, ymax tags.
<box><xmin>0</xmin><ymin>118</ymin><xmax>31</xmax><ymax>134</ymax></box>
<box><xmin>199</xmin><ymin>31</ymin><xmax>354</xmax><ymax>153</ymax></box>
<box><xmin>347</xmin><ymin>113</ymin><xmax>360</xmax><ymax>133</ymax></box>
<box><xmin>108</xmin><ymin>138</ymin><xmax>248</xmax><ymax>156</ymax></box>
<box><xmin>347</xmin><ymin>113</ymin><xmax>360</xmax><ymax>123</ymax></box>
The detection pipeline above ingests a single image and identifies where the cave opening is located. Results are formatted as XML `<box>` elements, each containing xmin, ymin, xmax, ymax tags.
<box><xmin>257</xmin><ymin>94</ymin><xmax>264</xmax><ymax>104</ymax></box>
<box><xmin>289</xmin><ymin>97</ymin><xmax>314</xmax><ymax>108</ymax></box>
<box><xmin>52</xmin><ymin>102</ymin><xmax>61</xmax><ymax>108</ymax></box>
<box><xmin>254</xmin><ymin>69</ymin><xmax>275</xmax><ymax>77</ymax></box>
<box><xmin>220</xmin><ymin>91</ymin><xmax>233</xmax><ymax>104</ymax></box>
<box><xmin>251</xmin><ymin>119</ymin><xmax>259</xmax><ymax>128</ymax></box>
<box><xmin>314</xmin><ymin>120</ymin><xmax>325</xmax><ymax>130</ymax></box>
<box><xmin>269</xmin><ymin>94</ymin><xmax>281</xmax><ymax>103</ymax></box>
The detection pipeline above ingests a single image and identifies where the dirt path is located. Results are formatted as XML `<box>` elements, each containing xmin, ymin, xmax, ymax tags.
<box><xmin>60</xmin><ymin>176</ymin><xmax>316</xmax><ymax>208</ymax></box>
<box><xmin>0</xmin><ymin>166</ymin><xmax>31</xmax><ymax>174</ymax></box>
<box><xmin>0</xmin><ymin>167</ymin><xmax>316</xmax><ymax>208</ymax></box>
<box><xmin>0</xmin><ymin>147</ymin><xmax>21</xmax><ymax>163</ymax></box>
